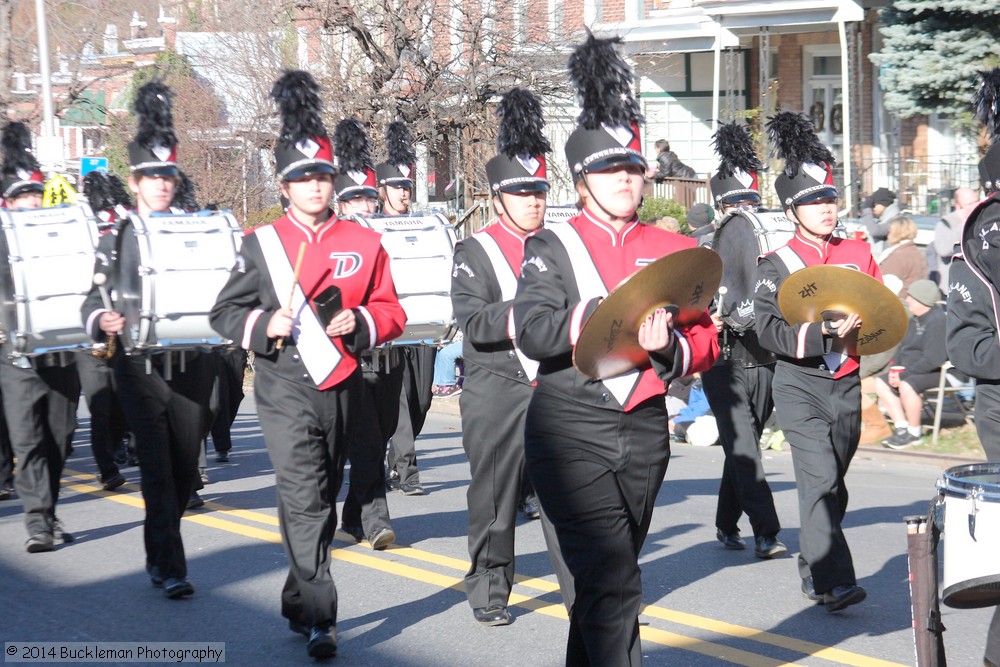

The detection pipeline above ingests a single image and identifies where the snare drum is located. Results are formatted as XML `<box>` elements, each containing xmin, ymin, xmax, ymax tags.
<box><xmin>354</xmin><ymin>213</ymin><xmax>457</xmax><ymax>344</ymax></box>
<box><xmin>0</xmin><ymin>205</ymin><xmax>100</xmax><ymax>355</ymax></box>
<box><xmin>711</xmin><ymin>208</ymin><xmax>794</xmax><ymax>329</ymax></box>
<box><xmin>114</xmin><ymin>210</ymin><xmax>242</xmax><ymax>351</ymax></box>
<box><xmin>936</xmin><ymin>463</ymin><xmax>1000</xmax><ymax>608</ymax></box>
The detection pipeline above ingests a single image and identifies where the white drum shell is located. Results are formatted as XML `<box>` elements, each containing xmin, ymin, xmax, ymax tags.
<box><xmin>938</xmin><ymin>464</ymin><xmax>1000</xmax><ymax>609</ymax></box>
<box><xmin>354</xmin><ymin>214</ymin><xmax>457</xmax><ymax>345</ymax></box>
<box><xmin>0</xmin><ymin>205</ymin><xmax>99</xmax><ymax>355</ymax></box>
<box><xmin>121</xmin><ymin>211</ymin><xmax>242</xmax><ymax>350</ymax></box>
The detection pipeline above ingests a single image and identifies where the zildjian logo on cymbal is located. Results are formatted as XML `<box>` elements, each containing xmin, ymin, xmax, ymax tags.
<box><xmin>799</xmin><ymin>282</ymin><xmax>818</xmax><ymax>298</ymax></box>
<box><xmin>605</xmin><ymin>318</ymin><xmax>623</xmax><ymax>353</ymax></box>
<box><xmin>690</xmin><ymin>282</ymin><xmax>704</xmax><ymax>305</ymax></box>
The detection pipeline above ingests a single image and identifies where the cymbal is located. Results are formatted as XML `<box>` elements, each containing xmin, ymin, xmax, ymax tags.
<box><xmin>574</xmin><ymin>247</ymin><xmax>722</xmax><ymax>379</ymax></box>
<box><xmin>777</xmin><ymin>265</ymin><xmax>907</xmax><ymax>355</ymax></box>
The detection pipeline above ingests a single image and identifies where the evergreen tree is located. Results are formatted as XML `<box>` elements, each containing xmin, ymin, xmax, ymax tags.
<box><xmin>870</xmin><ymin>1</ymin><xmax>1000</xmax><ymax>135</ymax></box>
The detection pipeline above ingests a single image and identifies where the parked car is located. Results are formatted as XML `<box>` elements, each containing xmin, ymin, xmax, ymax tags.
<box><xmin>838</xmin><ymin>212</ymin><xmax>938</xmax><ymax>247</ymax></box>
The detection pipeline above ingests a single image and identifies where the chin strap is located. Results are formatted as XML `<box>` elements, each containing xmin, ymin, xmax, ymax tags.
<box><xmin>580</xmin><ymin>173</ymin><xmax>634</xmax><ymax>224</ymax></box>
<box><xmin>495</xmin><ymin>190</ymin><xmax>535</xmax><ymax>235</ymax></box>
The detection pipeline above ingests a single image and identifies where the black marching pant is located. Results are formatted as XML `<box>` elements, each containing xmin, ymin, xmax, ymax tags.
<box><xmin>387</xmin><ymin>345</ymin><xmax>436</xmax><ymax>485</ymax></box>
<box><xmin>116</xmin><ymin>352</ymin><xmax>215</xmax><ymax>580</ymax></box>
<box><xmin>76</xmin><ymin>351</ymin><xmax>126</xmax><ymax>483</ymax></box>
<box><xmin>772</xmin><ymin>364</ymin><xmax>860</xmax><ymax>594</ymax></box>
<box><xmin>342</xmin><ymin>353</ymin><xmax>403</xmax><ymax>535</ymax></box>
<box><xmin>255</xmin><ymin>368</ymin><xmax>359</xmax><ymax>630</ymax></box>
<box><xmin>974</xmin><ymin>380</ymin><xmax>1000</xmax><ymax>462</ymax></box>
<box><xmin>0</xmin><ymin>385</ymin><xmax>14</xmax><ymax>489</ymax></box>
<box><xmin>463</xmin><ymin>370</ymin><xmax>571</xmax><ymax>610</ymax></box>
<box><xmin>208</xmin><ymin>348</ymin><xmax>247</xmax><ymax>453</ymax></box>
<box><xmin>1</xmin><ymin>361</ymin><xmax>79</xmax><ymax>537</ymax></box>
<box><xmin>525</xmin><ymin>391</ymin><xmax>670</xmax><ymax>667</ymax></box>
<box><xmin>702</xmin><ymin>362</ymin><xmax>781</xmax><ymax>539</ymax></box>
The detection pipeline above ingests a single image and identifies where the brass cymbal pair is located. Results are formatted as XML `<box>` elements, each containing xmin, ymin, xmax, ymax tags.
<box><xmin>574</xmin><ymin>254</ymin><xmax>906</xmax><ymax>379</ymax></box>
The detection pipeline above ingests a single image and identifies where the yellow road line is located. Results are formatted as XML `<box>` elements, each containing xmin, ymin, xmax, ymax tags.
<box><xmin>61</xmin><ymin>469</ymin><xmax>907</xmax><ymax>667</ymax></box>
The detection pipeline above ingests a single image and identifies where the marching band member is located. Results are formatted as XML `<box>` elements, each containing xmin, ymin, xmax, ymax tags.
<box><xmin>753</xmin><ymin>111</ymin><xmax>877</xmax><ymax>612</ymax></box>
<box><xmin>452</xmin><ymin>88</ymin><xmax>570</xmax><ymax>626</ymax></box>
<box><xmin>81</xmin><ymin>82</ymin><xmax>217</xmax><ymax>597</ymax></box>
<box><xmin>375</xmin><ymin>122</ymin><xmax>435</xmax><ymax>497</ymax></box>
<box><xmin>210</xmin><ymin>71</ymin><xmax>406</xmax><ymax>659</ymax></box>
<box><xmin>701</xmin><ymin>122</ymin><xmax>786</xmax><ymax>558</ymax></box>
<box><xmin>512</xmin><ymin>35</ymin><xmax>718</xmax><ymax>665</ymax></box>
<box><xmin>944</xmin><ymin>68</ymin><xmax>1000</xmax><ymax>667</ymax></box>
<box><xmin>78</xmin><ymin>171</ymin><xmax>131</xmax><ymax>492</ymax></box>
<box><xmin>1</xmin><ymin>121</ymin><xmax>80</xmax><ymax>552</ymax></box>
<box><xmin>333</xmin><ymin>117</ymin><xmax>400</xmax><ymax>551</ymax></box>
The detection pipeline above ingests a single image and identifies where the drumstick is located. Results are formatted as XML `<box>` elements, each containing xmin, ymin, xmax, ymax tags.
<box><xmin>276</xmin><ymin>241</ymin><xmax>308</xmax><ymax>351</ymax></box>
<box><xmin>716</xmin><ymin>286</ymin><xmax>728</xmax><ymax>317</ymax></box>
<box><xmin>93</xmin><ymin>273</ymin><xmax>117</xmax><ymax>358</ymax></box>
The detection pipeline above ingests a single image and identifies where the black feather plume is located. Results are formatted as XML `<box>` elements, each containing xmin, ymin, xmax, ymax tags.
<box><xmin>271</xmin><ymin>70</ymin><xmax>327</xmax><ymax>146</ymax></box>
<box><xmin>1</xmin><ymin>122</ymin><xmax>40</xmax><ymax>174</ymax></box>
<box><xmin>766</xmin><ymin>111</ymin><xmax>834</xmax><ymax>177</ymax></box>
<box><xmin>385</xmin><ymin>121</ymin><xmax>416</xmax><ymax>166</ymax></box>
<box><xmin>333</xmin><ymin>118</ymin><xmax>373</xmax><ymax>174</ymax></box>
<box><xmin>712</xmin><ymin>122</ymin><xmax>762</xmax><ymax>180</ymax></box>
<box><xmin>133</xmin><ymin>81</ymin><xmax>176</xmax><ymax>150</ymax></box>
<box><xmin>974</xmin><ymin>69</ymin><xmax>1000</xmax><ymax>142</ymax></box>
<box><xmin>171</xmin><ymin>171</ymin><xmax>199</xmax><ymax>211</ymax></box>
<box><xmin>83</xmin><ymin>172</ymin><xmax>132</xmax><ymax>211</ymax></box>
<box><xmin>567</xmin><ymin>32</ymin><xmax>641</xmax><ymax>130</ymax></box>
<box><xmin>496</xmin><ymin>88</ymin><xmax>551</xmax><ymax>158</ymax></box>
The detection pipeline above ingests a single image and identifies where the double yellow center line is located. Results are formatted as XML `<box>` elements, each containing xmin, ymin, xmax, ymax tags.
<box><xmin>62</xmin><ymin>470</ymin><xmax>906</xmax><ymax>667</ymax></box>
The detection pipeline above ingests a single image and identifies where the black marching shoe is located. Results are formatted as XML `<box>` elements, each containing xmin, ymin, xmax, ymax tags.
<box><xmin>520</xmin><ymin>500</ymin><xmax>541</xmax><ymax>521</ymax></box>
<box><xmin>385</xmin><ymin>470</ymin><xmax>401</xmax><ymax>492</ymax></box>
<box><xmin>0</xmin><ymin>485</ymin><xmax>16</xmax><ymax>500</ymax></box>
<box><xmin>307</xmin><ymin>624</ymin><xmax>337</xmax><ymax>659</ymax></box>
<box><xmin>215</xmin><ymin>450</ymin><xmax>230</xmax><ymax>463</ymax></box>
<box><xmin>102</xmin><ymin>472</ymin><xmax>127</xmax><ymax>491</ymax></box>
<box><xmin>163</xmin><ymin>578</ymin><xmax>195</xmax><ymax>599</ymax></box>
<box><xmin>473</xmin><ymin>605</ymin><xmax>511</xmax><ymax>627</ymax></box>
<box><xmin>147</xmin><ymin>564</ymin><xmax>165</xmax><ymax>588</ymax></box>
<box><xmin>801</xmin><ymin>576</ymin><xmax>824</xmax><ymax>604</ymax></box>
<box><xmin>187</xmin><ymin>492</ymin><xmax>205</xmax><ymax>510</ymax></box>
<box><xmin>823</xmin><ymin>584</ymin><xmax>867</xmax><ymax>612</ymax></box>
<box><xmin>367</xmin><ymin>527</ymin><xmax>395</xmax><ymax>551</ymax></box>
<box><xmin>25</xmin><ymin>532</ymin><xmax>54</xmax><ymax>553</ymax></box>
<box><xmin>341</xmin><ymin>524</ymin><xmax>365</xmax><ymax>543</ymax></box>
<box><xmin>754</xmin><ymin>535</ymin><xmax>788</xmax><ymax>559</ymax></box>
<box><xmin>716</xmin><ymin>528</ymin><xmax>746</xmax><ymax>550</ymax></box>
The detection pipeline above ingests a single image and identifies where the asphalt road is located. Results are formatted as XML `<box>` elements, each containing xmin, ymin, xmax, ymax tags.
<box><xmin>1</xmin><ymin>391</ymin><xmax>996</xmax><ymax>666</ymax></box>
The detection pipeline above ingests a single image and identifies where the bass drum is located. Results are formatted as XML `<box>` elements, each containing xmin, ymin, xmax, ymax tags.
<box><xmin>114</xmin><ymin>210</ymin><xmax>243</xmax><ymax>351</ymax></box>
<box><xmin>353</xmin><ymin>213</ymin><xmax>457</xmax><ymax>345</ymax></box>
<box><xmin>936</xmin><ymin>463</ymin><xmax>1000</xmax><ymax>609</ymax></box>
<box><xmin>711</xmin><ymin>208</ymin><xmax>795</xmax><ymax>329</ymax></box>
<box><xmin>0</xmin><ymin>204</ymin><xmax>99</xmax><ymax>355</ymax></box>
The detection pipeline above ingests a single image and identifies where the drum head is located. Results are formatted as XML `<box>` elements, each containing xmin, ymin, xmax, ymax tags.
<box><xmin>0</xmin><ymin>228</ymin><xmax>17</xmax><ymax>340</ymax></box>
<box><xmin>113</xmin><ymin>218</ymin><xmax>144</xmax><ymax>351</ymax></box>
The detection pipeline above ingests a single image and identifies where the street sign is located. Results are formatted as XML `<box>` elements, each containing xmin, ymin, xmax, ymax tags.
<box><xmin>43</xmin><ymin>173</ymin><xmax>78</xmax><ymax>206</ymax></box>
<box><xmin>80</xmin><ymin>157</ymin><xmax>109</xmax><ymax>176</ymax></box>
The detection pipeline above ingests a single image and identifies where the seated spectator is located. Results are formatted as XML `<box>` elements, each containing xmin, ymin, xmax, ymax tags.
<box><xmin>432</xmin><ymin>338</ymin><xmax>463</xmax><ymax>397</ymax></box>
<box><xmin>647</xmin><ymin>139</ymin><xmax>697</xmax><ymax>181</ymax></box>
<box><xmin>877</xmin><ymin>216</ymin><xmax>928</xmax><ymax>299</ymax></box>
<box><xmin>670</xmin><ymin>375</ymin><xmax>717</xmax><ymax>445</ymax></box>
<box><xmin>686</xmin><ymin>203</ymin><xmax>715</xmax><ymax>247</ymax></box>
<box><xmin>860</xmin><ymin>187</ymin><xmax>901</xmax><ymax>252</ymax></box>
<box><xmin>873</xmin><ymin>280</ymin><xmax>948</xmax><ymax>449</ymax></box>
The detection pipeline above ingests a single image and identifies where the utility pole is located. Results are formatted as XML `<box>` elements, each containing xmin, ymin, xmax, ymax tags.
<box><xmin>34</xmin><ymin>0</ymin><xmax>64</xmax><ymax>171</ymax></box>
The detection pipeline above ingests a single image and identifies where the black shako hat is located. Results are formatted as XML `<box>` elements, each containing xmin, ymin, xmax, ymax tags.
<box><xmin>564</xmin><ymin>33</ymin><xmax>645</xmax><ymax>180</ymax></box>
<box><xmin>485</xmin><ymin>88</ymin><xmax>551</xmax><ymax>194</ymax></box>
<box><xmin>83</xmin><ymin>171</ymin><xmax>132</xmax><ymax>213</ymax></box>
<box><xmin>333</xmin><ymin>118</ymin><xmax>378</xmax><ymax>201</ymax></box>
<box><xmin>271</xmin><ymin>70</ymin><xmax>336</xmax><ymax>182</ymax></box>
<box><xmin>709</xmin><ymin>122</ymin><xmax>762</xmax><ymax>207</ymax></box>
<box><xmin>766</xmin><ymin>111</ymin><xmax>837</xmax><ymax>208</ymax></box>
<box><xmin>1</xmin><ymin>122</ymin><xmax>45</xmax><ymax>200</ymax></box>
<box><xmin>128</xmin><ymin>81</ymin><xmax>179</xmax><ymax>178</ymax></box>
<box><xmin>974</xmin><ymin>68</ymin><xmax>1000</xmax><ymax>194</ymax></box>
<box><xmin>375</xmin><ymin>121</ymin><xmax>416</xmax><ymax>188</ymax></box>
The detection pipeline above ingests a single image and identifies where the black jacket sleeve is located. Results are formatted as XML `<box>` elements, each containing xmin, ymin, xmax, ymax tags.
<box><xmin>209</xmin><ymin>233</ymin><xmax>278</xmax><ymax>356</ymax></box>
<box><xmin>753</xmin><ymin>255</ymin><xmax>828</xmax><ymax>359</ymax></box>
<box><xmin>946</xmin><ymin>258</ymin><xmax>1000</xmax><ymax>380</ymax></box>
<box><xmin>451</xmin><ymin>239</ymin><xmax>512</xmax><ymax>347</ymax></box>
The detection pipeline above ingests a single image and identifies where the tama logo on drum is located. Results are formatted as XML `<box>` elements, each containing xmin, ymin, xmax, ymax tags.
<box><xmin>329</xmin><ymin>252</ymin><xmax>363</xmax><ymax>278</ymax></box>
